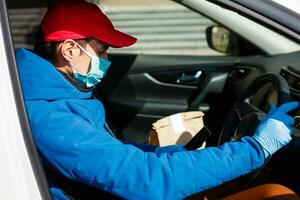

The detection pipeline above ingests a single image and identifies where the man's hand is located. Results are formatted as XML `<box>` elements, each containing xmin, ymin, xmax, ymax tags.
<box><xmin>252</xmin><ymin>101</ymin><xmax>299</xmax><ymax>158</ymax></box>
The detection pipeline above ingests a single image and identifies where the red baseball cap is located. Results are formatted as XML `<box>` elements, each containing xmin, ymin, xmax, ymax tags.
<box><xmin>41</xmin><ymin>0</ymin><xmax>137</xmax><ymax>48</ymax></box>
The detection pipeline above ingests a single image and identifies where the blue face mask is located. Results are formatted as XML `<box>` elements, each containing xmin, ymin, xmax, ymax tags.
<box><xmin>71</xmin><ymin>44</ymin><xmax>111</xmax><ymax>88</ymax></box>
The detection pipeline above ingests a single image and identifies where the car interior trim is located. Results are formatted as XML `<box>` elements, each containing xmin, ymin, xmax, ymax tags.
<box><xmin>143</xmin><ymin>73</ymin><xmax>197</xmax><ymax>89</ymax></box>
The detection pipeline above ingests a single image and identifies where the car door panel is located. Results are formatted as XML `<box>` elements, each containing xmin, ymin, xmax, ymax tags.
<box><xmin>95</xmin><ymin>54</ymin><xmax>237</xmax><ymax>143</ymax></box>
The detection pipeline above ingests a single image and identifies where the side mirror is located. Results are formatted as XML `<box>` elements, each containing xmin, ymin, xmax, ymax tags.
<box><xmin>206</xmin><ymin>25</ymin><xmax>239</xmax><ymax>55</ymax></box>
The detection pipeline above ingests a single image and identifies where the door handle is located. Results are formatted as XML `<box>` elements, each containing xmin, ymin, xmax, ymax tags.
<box><xmin>176</xmin><ymin>70</ymin><xmax>202</xmax><ymax>85</ymax></box>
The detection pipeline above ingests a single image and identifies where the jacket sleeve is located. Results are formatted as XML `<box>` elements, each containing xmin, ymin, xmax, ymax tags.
<box><xmin>29</xmin><ymin>106</ymin><xmax>265</xmax><ymax>200</ymax></box>
<box><xmin>123</xmin><ymin>141</ymin><xmax>187</xmax><ymax>155</ymax></box>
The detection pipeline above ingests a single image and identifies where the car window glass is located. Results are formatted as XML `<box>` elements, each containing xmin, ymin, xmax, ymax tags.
<box><xmin>8</xmin><ymin>0</ymin><xmax>224</xmax><ymax>56</ymax></box>
<box><xmin>8</xmin><ymin>7</ymin><xmax>47</xmax><ymax>50</ymax></box>
<box><xmin>97</xmin><ymin>0</ymin><xmax>223</xmax><ymax>56</ymax></box>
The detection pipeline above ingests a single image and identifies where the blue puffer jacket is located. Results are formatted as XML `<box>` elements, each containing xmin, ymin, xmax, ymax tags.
<box><xmin>16</xmin><ymin>48</ymin><xmax>265</xmax><ymax>200</ymax></box>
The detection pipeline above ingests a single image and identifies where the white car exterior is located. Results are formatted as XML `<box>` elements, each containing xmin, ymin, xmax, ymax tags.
<box><xmin>0</xmin><ymin>18</ymin><xmax>42</xmax><ymax>200</ymax></box>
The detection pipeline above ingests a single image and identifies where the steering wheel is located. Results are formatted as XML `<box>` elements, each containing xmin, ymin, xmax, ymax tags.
<box><xmin>218</xmin><ymin>73</ymin><xmax>290</xmax><ymax>182</ymax></box>
<box><xmin>219</xmin><ymin>73</ymin><xmax>290</xmax><ymax>144</ymax></box>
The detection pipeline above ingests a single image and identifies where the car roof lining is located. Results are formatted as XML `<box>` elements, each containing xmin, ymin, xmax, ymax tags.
<box><xmin>231</xmin><ymin>0</ymin><xmax>300</xmax><ymax>34</ymax></box>
<box><xmin>204</xmin><ymin>0</ymin><xmax>300</xmax><ymax>42</ymax></box>
<box><xmin>7</xmin><ymin>0</ymin><xmax>46</xmax><ymax>8</ymax></box>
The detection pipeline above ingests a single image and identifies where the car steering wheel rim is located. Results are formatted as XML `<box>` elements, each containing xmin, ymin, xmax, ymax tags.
<box><xmin>217</xmin><ymin>72</ymin><xmax>290</xmax><ymax>184</ymax></box>
<box><xmin>218</xmin><ymin>72</ymin><xmax>290</xmax><ymax>145</ymax></box>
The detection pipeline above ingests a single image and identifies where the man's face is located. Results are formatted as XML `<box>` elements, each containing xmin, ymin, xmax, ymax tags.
<box><xmin>58</xmin><ymin>38</ymin><xmax>109</xmax><ymax>74</ymax></box>
<box><xmin>73</xmin><ymin>39</ymin><xmax>109</xmax><ymax>74</ymax></box>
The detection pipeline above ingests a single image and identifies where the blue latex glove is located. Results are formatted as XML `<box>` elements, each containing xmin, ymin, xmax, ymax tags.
<box><xmin>252</xmin><ymin>101</ymin><xmax>299</xmax><ymax>158</ymax></box>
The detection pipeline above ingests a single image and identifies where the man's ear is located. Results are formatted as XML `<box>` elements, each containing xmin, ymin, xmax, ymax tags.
<box><xmin>58</xmin><ymin>39</ymin><xmax>79</xmax><ymax>62</ymax></box>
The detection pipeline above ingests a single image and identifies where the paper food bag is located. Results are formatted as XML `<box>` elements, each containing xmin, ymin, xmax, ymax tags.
<box><xmin>149</xmin><ymin>111</ymin><xmax>205</xmax><ymax>146</ymax></box>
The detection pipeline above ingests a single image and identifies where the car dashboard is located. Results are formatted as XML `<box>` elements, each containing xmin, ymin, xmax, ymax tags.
<box><xmin>227</xmin><ymin>53</ymin><xmax>300</xmax><ymax>194</ymax></box>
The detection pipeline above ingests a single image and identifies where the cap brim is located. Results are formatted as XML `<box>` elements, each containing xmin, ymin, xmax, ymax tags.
<box><xmin>95</xmin><ymin>29</ymin><xmax>137</xmax><ymax>48</ymax></box>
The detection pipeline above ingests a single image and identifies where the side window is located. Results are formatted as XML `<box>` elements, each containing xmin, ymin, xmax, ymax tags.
<box><xmin>99</xmin><ymin>0</ymin><xmax>223</xmax><ymax>56</ymax></box>
<box><xmin>8</xmin><ymin>7</ymin><xmax>47</xmax><ymax>50</ymax></box>
<box><xmin>8</xmin><ymin>0</ymin><xmax>224</xmax><ymax>56</ymax></box>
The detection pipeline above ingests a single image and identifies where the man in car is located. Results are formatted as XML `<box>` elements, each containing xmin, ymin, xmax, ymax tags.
<box><xmin>16</xmin><ymin>0</ymin><xmax>299</xmax><ymax>199</ymax></box>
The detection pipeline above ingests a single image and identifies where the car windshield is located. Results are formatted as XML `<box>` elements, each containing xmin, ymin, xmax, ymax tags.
<box><xmin>270</xmin><ymin>0</ymin><xmax>300</xmax><ymax>15</ymax></box>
